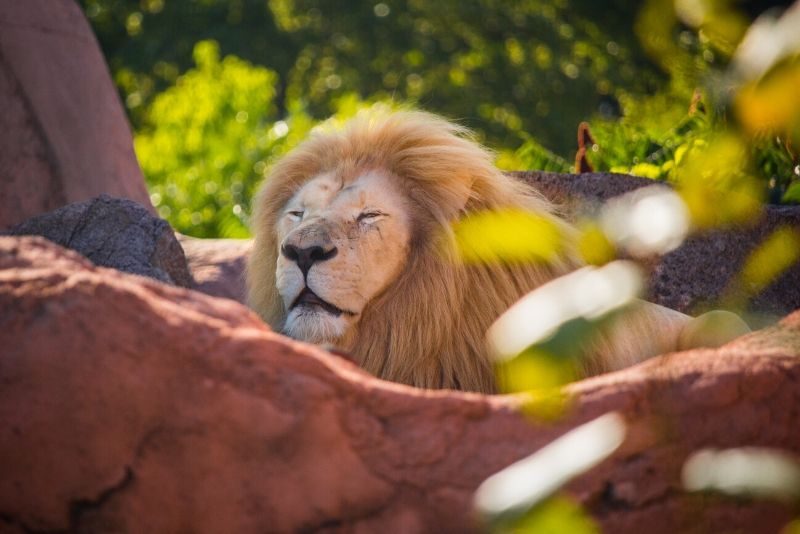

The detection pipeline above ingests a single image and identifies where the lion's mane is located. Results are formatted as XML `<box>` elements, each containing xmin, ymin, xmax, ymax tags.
<box><xmin>247</xmin><ymin>110</ymin><xmax>578</xmax><ymax>393</ymax></box>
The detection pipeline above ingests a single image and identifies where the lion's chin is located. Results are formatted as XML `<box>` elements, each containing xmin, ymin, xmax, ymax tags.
<box><xmin>283</xmin><ymin>306</ymin><xmax>351</xmax><ymax>344</ymax></box>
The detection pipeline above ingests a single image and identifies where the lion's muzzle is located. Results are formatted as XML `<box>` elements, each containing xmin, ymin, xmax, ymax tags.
<box><xmin>280</xmin><ymin>242</ymin><xmax>338</xmax><ymax>279</ymax></box>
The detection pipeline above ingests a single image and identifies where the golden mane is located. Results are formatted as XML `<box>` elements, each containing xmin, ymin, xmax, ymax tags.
<box><xmin>247</xmin><ymin>109</ymin><xmax>580</xmax><ymax>393</ymax></box>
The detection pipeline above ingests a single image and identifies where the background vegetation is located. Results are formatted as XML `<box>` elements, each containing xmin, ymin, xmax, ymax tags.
<box><xmin>80</xmin><ymin>0</ymin><xmax>799</xmax><ymax>238</ymax></box>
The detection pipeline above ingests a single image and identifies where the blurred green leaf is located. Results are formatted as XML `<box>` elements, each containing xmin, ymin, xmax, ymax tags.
<box><xmin>674</xmin><ymin>134</ymin><xmax>764</xmax><ymax>229</ymax></box>
<box><xmin>453</xmin><ymin>209</ymin><xmax>564</xmax><ymax>265</ymax></box>
<box><xmin>783</xmin><ymin>182</ymin><xmax>800</xmax><ymax>204</ymax></box>
<box><xmin>475</xmin><ymin>413</ymin><xmax>624</xmax><ymax>530</ymax></box>
<box><xmin>501</xmin><ymin>496</ymin><xmax>599</xmax><ymax>534</ymax></box>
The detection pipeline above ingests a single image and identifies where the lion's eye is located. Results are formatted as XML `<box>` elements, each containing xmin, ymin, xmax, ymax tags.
<box><xmin>286</xmin><ymin>210</ymin><xmax>304</xmax><ymax>221</ymax></box>
<box><xmin>357</xmin><ymin>211</ymin><xmax>384</xmax><ymax>223</ymax></box>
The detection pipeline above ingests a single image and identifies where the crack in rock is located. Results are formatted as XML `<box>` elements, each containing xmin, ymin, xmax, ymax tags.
<box><xmin>67</xmin><ymin>467</ymin><xmax>134</xmax><ymax>533</ymax></box>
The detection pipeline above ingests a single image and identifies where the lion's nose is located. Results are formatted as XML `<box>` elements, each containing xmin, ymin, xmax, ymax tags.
<box><xmin>281</xmin><ymin>243</ymin><xmax>338</xmax><ymax>278</ymax></box>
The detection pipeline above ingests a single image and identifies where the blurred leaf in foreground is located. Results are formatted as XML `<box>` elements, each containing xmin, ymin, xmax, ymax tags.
<box><xmin>474</xmin><ymin>412</ymin><xmax>624</xmax><ymax>529</ymax></box>
<box><xmin>673</xmin><ymin>134</ymin><xmax>764</xmax><ymax>229</ymax></box>
<box><xmin>783</xmin><ymin>518</ymin><xmax>800</xmax><ymax>534</ymax></box>
<box><xmin>453</xmin><ymin>209</ymin><xmax>564</xmax><ymax>265</ymax></box>
<box><xmin>576</xmin><ymin>221</ymin><xmax>616</xmax><ymax>266</ymax></box>
<box><xmin>683</xmin><ymin>447</ymin><xmax>800</xmax><ymax>502</ymax></box>
<box><xmin>730</xmin><ymin>4</ymin><xmax>800</xmax><ymax>82</ymax></box>
<box><xmin>674</xmin><ymin>0</ymin><xmax>749</xmax><ymax>57</ymax></box>
<box><xmin>496</xmin><ymin>496</ymin><xmax>599</xmax><ymax>534</ymax></box>
<box><xmin>736</xmin><ymin>60</ymin><xmax>800</xmax><ymax>140</ymax></box>
<box><xmin>600</xmin><ymin>186</ymin><xmax>690</xmax><ymax>257</ymax></box>
<box><xmin>784</xmin><ymin>182</ymin><xmax>800</xmax><ymax>204</ymax></box>
<box><xmin>488</xmin><ymin>261</ymin><xmax>642</xmax><ymax>394</ymax></box>
<box><xmin>722</xmin><ymin>226</ymin><xmax>800</xmax><ymax>307</ymax></box>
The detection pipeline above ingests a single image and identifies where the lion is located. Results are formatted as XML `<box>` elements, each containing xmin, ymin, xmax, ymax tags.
<box><xmin>246</xmin><ymin>109</ymin><xmax>748</xmax><ymax>393</ymax></box>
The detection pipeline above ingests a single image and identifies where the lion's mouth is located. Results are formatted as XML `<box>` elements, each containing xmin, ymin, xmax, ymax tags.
<box><xmin>291</xmin><ymin>288</ymin><xmax>344</xmax><ymax>316</ymax></box>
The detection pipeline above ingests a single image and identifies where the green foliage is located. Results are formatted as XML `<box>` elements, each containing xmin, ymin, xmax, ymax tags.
<box><xmin>513</xmin><ymin>1</ymin><xmax>800</xmax><ymax>205</ymax></box>
<box><xmin>135</xmin><ymin>40</ymin><xmax>374</xmax><ymax>237</ymax></box>
<box><xmin>82</xmin><ymin>0</ymin><xmax>800</xmax><ymax>239</ymax></box>
<box><xmin>80</xmin><ymin>0</ymin><xmax>665</xmax><ymax>155</ymax></box>
<box><xmin>136</xmin><ymin>41</ymin><xmax>287</xmax><ymax>237</ymax></box>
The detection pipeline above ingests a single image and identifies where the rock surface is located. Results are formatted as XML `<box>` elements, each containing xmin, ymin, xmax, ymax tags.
<box><xmin>0</xmin><ymin>0</ymin><xmax>152</xmax><ymax>230</ymax></box>
<box><xmin>2</xmin><ymin>235</ymin><xmax>799</xmax><ymax>533</ymax></box>
<box><xmin>651</xmin><ymin>205</ymin><xmax>800</xmax><ymax>320</ymax></box>
<box><xmin>513</xmin><ymin>170</ymin><xmax>662</xmax><ymax>211</ymax></box>
<box><xmin>515</xmin><ymin>171</ymin><xmax>800</xmax><ymax>318</ymax></box>
<box><xmin>179</xmin><ymin>234</ymin><xmax>252</xmax><ymax>303</ymax></box>
<box><xmin>6</xmin><ymin>196</ymin><xmax>192</xmax><ymax>287</ymax></box>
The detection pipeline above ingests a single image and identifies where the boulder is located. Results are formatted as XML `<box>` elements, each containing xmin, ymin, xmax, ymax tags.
<box><xmin>515</xmin><ymin>171</ymin><xmax>800</xmax><ymax>318</ymax></box>
<box><xmin>512</xmin><ymin>170</ymin><xmax>661</xmax><ymax>210</ymax></box>
<box><xmin>178</xmin><ymin>235</ymin><xmax>252</xmax><ymax>303</ymax></box>
<box><xmin>2</xmin><ymin>235</ymin><xmax>799</xmax><ymax>533</ymax></box>
<box><xmin>0</xmin><ymin>0</ymin><xmax>152</xmax><ymax>230</ymax></box>
<box><xmin>6</xmin><ymin>196</ymin><xmax>192</xmax><ymax>287</ymax></box>
<box><xmin>651</xmin><ymin>205</ymin><xmax>800</xmax><ymax>320</ymax></box>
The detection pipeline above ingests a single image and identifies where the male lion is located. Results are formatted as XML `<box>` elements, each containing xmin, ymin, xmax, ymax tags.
<box><xmin>247</xmin><ymin>110</ymin><xmax>746</xmax><ymax>393</ymax></box>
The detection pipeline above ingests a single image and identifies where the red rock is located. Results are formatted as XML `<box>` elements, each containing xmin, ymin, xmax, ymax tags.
<box><xmin>2</xmin><ymin>235</ymin><xmax>800</xmax><ymax>533</ymax></box>
<box><xmin>0</xmin><ymin>0</ymin><xmax>152</xmax><ymax>230</ymax></box>
<box><xmin>178</xmin><ymin>235</ymin><xmax>252</xmax><ymax>303</ymax></box>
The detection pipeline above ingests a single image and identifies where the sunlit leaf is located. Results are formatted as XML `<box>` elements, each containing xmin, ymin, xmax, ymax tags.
<box><xmin>576</xmin><ymin>222</ymin><xmax>616</xmax><ymax>266</ymax></box>
<box><xmin>495</xmin><ymin>346</ymin><xmax>580</xmax><ymax>395</ymax></box>
<box><xmin>497</xmin><ymin>496</ymin><xmax>600</xmax><ymax>534</ymax></box>
<box><xmin>519</xmin><ymin>388</ymin><xmax>572</xmax><ymax>422</ymax></box>
<box><xmin>600</xmin><ymin>186</ymin><xmax>689</xmax><ymax>256</ymax></box>
<box><xmin>488</xmin><ymin>261</ymin><xmax>642</xmax><ymax>362</ymax></box>
<box><xmin>783</xmin><ymin>182</ymin><xmax>800</xmax><ymax>204</ymax></box>
<box><xmin>675</xmin><ymin>0</ymin><xmax>748</xmax><ymax>56</ymax></box>
<box><xmin>635</xmin><ymin>0</ymin><xmax>683</xmax><ymax>73</ymax></box>
<box><xmin>453</xmin><ymin>209</ymin><xmax>564</xmax><ymax>265</ymax></box>
<box><xmin>474</xmin><ymin>412</ymin><xmax>625</xmax><ymax>526</ymax></box>
<box><xmin>673</xmin><ymin>134</ymin><xmax>763</xmax><ymax>228</ymax></box>
<box><xmin>629</xmin><ymin>162</ymin><xmax>663</xmax><ymax>179</ymax></box>
<box><xmin>723</xmin><ymin>226</ymin><xmax>800</xmax><ymax>307</ymax></box>
<box><xmin>782</xmin><ymin>518</ymin><xmax>800</xmax><ymax>534</ymax></box>
<box><xmin>683</xmin><ymin>447</ymin><xmax>800</xmax><ymax>502</ymax></box>
<box><xmin>736</xmin><ymin>61</ymin><xmax>800</xmax><ymax>138</ymax></box>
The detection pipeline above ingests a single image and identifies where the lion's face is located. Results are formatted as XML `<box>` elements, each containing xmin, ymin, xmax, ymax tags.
<box><xmin>275</xmin><ymin>170</ymin><xmax>412</xmax><ymax>343</ymax></box>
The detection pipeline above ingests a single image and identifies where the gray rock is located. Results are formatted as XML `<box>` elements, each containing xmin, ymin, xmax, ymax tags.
<box><xmin>651</xmin><ymin>206</ymin><xmax>800</xmax><ymax>321</ymax></box>
<box><xmin>513</xmin><ymin>170</ymin><xmax>663</xmax><ymax>206</ymax></box>
<box><xmin>6</xmin><ymin>195</ymin><xmax>192</xmax><ymax>287</ymax></box>
<box><xmin>513</xmin><ymin>171</ymin><xmax>800</xmax><ymax>319</ymax></box>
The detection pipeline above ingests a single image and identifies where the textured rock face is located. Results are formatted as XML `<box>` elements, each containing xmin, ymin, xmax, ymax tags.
<box><xmin>651</xmin><ymin>205</ymin><xmax>800</xmax><ymax>319</ymax></box>
<box><xmin>0</xmin><ymin>0</ymin><xmax>152</xmax><ymax>230</ymax></box>
<box><xmin>513</xmin><ymin>170</ymin><xmax>662</xmax><ymax>209</ymax></box>
<box><xmin>2</xmin><ymin>236</ymin><xmax>800</xmax><ymax>533</ymax></box>
<box><xmin>7</xmin><ymin>196</ymin><xmax>192</xmax><ymax>287</ymax></box>
<box><xmin>515</xmin><ymin>171</ymin><xmax>800</xmax><ymax>318</ymax></box>
<box><xmin>179</xmin><ymin>235</ymin><xmax>252</xmax><ymax>303</ymax></box>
